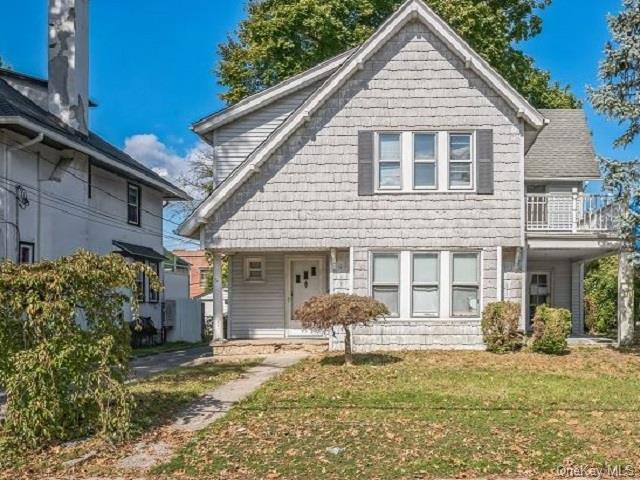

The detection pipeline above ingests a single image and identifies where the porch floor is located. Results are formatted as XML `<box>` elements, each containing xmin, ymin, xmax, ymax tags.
<box><xmin>212</xmin><ymin>338</ymin><xmax>329</xmax><ymax>357</ymax></box>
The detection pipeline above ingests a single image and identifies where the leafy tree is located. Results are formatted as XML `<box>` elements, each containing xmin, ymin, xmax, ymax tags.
<box><xmin>294</xmin><ymin>293</ymin><xmax>388</xmax><ymax>365</ymax></box>
<box><xmin>585</xmin><ymin>255</ymin><xmax>621</xmax><ymax>334</ymax></box>
<box><xmin>0</xmin><ymin>251</ymin><xmax>159</xmax><ymax>450</ymax></box>
<box><xmin>588</xmin><ymin>0</ymin><xmax>640</xmax><ymax>148</ymax></box>
<box><xmin>217</xmin><ymin>0</ymin><xmax>578</xmax><ymax>108</ymax></box>
<box><xmin>600</xmin><ymin>156</ymin><xmax>640</xmax><ymax>250</ymax></box>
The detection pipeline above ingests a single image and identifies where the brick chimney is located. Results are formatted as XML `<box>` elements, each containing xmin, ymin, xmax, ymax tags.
<box><xmin>47</xmin><ymin>0</ymin><xmax>89</xmax><ymax>134</ymax></box>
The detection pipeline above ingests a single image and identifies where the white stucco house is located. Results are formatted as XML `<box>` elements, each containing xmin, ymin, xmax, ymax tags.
<box><xmin>179</xmin><ymin>0</ymin><xmax>634</xmax><ymax>351</ymax></box>
<box><xmin>0</xmin><ymin>0</ymin><xmax>189</xmax><ymax>330</ymax></box>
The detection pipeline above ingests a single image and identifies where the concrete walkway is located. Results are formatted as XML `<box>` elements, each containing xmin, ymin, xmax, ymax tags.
<box><xmin>118</xmin><ymin>353</ymin><xmax>308</xmax><ymax>470</ymax></box>
<box><xmin>129</xmin><ymin>345</ymin><xmax>213</xmax><ymax>380</ymax></box>
<box><xmin>172</xmin><ymin>353</ymin><xmax>306</xmax><ymax>431</ymax></box>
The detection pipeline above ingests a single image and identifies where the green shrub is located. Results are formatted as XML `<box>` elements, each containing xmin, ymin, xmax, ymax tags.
<box><xmin>531</xmin><ymin>305</ymin><xmax>571</xmax><ymax>354</ymax></box>
<box><xmin>0</xmin><ymin>251</ymin><xmax>159</xmax><ymax>449</ymax></box>
<box><xmin>481</xmin><ymin>301</ymin><xmax>523</xmax><ymax>353</ymax></box>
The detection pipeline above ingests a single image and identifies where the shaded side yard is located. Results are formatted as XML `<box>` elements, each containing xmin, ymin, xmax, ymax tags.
<box><xmin>0</xmin><ymin>359</ymin><xmax>259</xmax><ymax>479</ymax></box>
<box><xmin>158</xmin><ymin>348</ymin><xmax>640</xmax><ymax>480</ymax></box>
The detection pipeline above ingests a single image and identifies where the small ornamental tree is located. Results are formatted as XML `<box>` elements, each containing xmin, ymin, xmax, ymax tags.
<box><xmin>294</xmin><ymin>293</ymin><xmax>388</xmax><ymax>365</ymax></box>
<box><xmin>0</xmin><ymin>251</ymin><xmax>159</xmax><ymax>449</ymax></box>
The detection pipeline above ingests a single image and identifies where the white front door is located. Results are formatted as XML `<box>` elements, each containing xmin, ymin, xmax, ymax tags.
<box><xmin>286</xmin><ymin>257</ymin><xmax>326</xmax><ymax>336</ymax></box>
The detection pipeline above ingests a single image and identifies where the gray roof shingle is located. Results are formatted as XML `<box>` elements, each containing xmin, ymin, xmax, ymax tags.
<box><xmin>525</xmin><ymin>109</ymin><xmax>600</xmax><ymax>180</ymax></box>
<box><xmin>0</xmin><ymin>78</ymin><xmax>188</xmax><ymax>199</ymax></box>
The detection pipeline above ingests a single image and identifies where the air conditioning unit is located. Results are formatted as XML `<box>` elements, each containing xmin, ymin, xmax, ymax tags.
<box><xmin>164</xmin><ymin>300</ymin><xmax>176</xmax><ymax>327</ymax></box>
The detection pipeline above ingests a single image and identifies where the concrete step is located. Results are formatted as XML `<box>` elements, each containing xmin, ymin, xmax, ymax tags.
<box><xmin>212</xmin><ymin>338</ymin><xmax>329</xmax><ymax>357</ymax></box>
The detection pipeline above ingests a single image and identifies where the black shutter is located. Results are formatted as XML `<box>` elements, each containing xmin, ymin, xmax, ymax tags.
<box><xmin>358</xmin><ymin>131</ymin><xmax>374</xmax><ymax>196</ymax></box>
<box><xmin>476</xmin><ymin>129</ymin><xmax>494</xmax><ymax>194</ymax></box>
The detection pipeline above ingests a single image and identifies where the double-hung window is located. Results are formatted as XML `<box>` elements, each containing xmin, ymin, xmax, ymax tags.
<box><xmin>451</xmin><ymin>252</ymin><xmax>480</xmax><ymax>317</ymax></box>
<box><xmin>412</xmin><ymin>253</ymin><xmax>439</xmax><ymax>316</ymax></box>
<box><xmin>371</xmin><ymin>253</ymin><xmax>400</xmax><ymax>316</ymax></box>
<box><xmin>127</xmin><ymin>183</ymin><xmax>141</xmax><ymax>225</ymax></box>
<box><xmin>377</xmin><ymin>133</ymin><xmax>402</xmax><ymax>189</ymax></box>
<box><xmin>448</xmin><ymin>133</ymin><xmax>473</xmax><ymax>189</ymax></box>
<box><xmin>413</xmin><ymin>133</ymin><xmax>437</xmax><ymax>189</ymax></box>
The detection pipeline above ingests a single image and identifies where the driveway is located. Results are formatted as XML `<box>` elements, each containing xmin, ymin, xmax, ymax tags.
<box><xmin>130</xmin><ymin>345</ymin><xmax>213</xmax><ymax>380</ymax></box>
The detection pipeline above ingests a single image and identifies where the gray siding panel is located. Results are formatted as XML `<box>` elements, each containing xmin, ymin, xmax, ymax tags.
<box><xmin>229</xmin><ymin>253</ymin><xmax>286</xmax><ymax>338</ymax></box>
<box><xmin>214</xmin><ymin>83</ymin><xmax>321</xmax><ymax>184</ymax></box>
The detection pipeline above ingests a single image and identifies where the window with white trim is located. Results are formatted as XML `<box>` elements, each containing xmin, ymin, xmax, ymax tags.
<box><xmin>371</xmin><ymin>253</ymin><xmax>400</xmax><ymax>316</ymax></box>
<box><xmin>127</xmin><ymin>183</ymin><xmax>141</xmax><ymax>225</ymax></box>
<box><xmin>451</xmin><ymin>252</ymin><xmax>480</xmax><ymax>317</ymax></box>
<box><xmin>244</xmin><ymin>257</ymin><xmax>265</xmax><ymax>282</ymax></box>
<box><xmin>448</xmin><ymin>133</ymin><xmax>473</xmax><ymax>189</ymax></box>
<box><xmin>413</xmin><ymin>133</ymin><xmax>437</xmax><ymax>189</ymax></box>
<box><xmin>377</xmin><ymin>133</ymin><xmax>402</xmax><ymax>189</ymax></box>
<box><xmin>412</xmin><ymin>253</ymin><xmax>439</xmax><ymax>316</ymax></box>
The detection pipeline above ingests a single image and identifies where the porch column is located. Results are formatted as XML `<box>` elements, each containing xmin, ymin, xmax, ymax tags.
<box><xmin>571</xmin><ymin>261</ymin><xmax>585</xmax><ymax>335</ymax></box>
<box><xmin>212</xmin><ymin>253</ymin><xmax>225</xmax><ymax>342</ymax></box>
<box><xmin>618</xmin><ymin>248</ymin><xmax>635</xmax><ymax>346</ymax></box>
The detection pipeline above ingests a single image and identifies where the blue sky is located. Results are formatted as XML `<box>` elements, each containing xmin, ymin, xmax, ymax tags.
<box><xmin>1</xmin><ymin>0</ymin><xmax>638</xmax><ymax>248</ymax></box>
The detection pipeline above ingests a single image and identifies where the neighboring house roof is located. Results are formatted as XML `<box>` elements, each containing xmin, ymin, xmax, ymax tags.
<box><xmin>179</xmin><ymin>0</ymin><xmax>546</xmax><ymax>237</ymax></box>
<box><xmin>164</xmin><ymin>248</ymin><xmax>191</xmax><ymax>269</ymax></box>
<box><xmin>525</xmin><ymin>109</ymin><xmax>600</xmax><ymax>180</ymax></box>
<box><xmin>0</xmin><ymin>78</ymin><xmax>189</xmax><ymax>200</ymax></box>
<box><xmin>0</xmin><ymin>67</ymin><xmax>98</xmax><ymax>107</ymax></box>
<box><xmin>192</xmin><ymin>49</ymin><xmax>354</xmax><ymax>135</ymax></box>
<box><xmin>112</xmin><ymin>240</ymin><xmax>167</xmax><ymax>262</ymax></box>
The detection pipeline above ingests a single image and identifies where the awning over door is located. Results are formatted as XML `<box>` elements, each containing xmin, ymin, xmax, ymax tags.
<box><xmin>112</xmin><ymin>240</ymin><xmax>166</xmax><ymax>262</ymax></box>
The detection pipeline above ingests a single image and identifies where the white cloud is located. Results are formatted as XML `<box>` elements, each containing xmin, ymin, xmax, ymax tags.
<box><xmin>124</xmin><ymin>133</ymin><xmax>205</xmax><ymax>182</ymax></box>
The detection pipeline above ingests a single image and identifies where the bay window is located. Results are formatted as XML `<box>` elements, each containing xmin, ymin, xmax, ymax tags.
<box><xmin>448</xmin><ymin>133</ymin><xmax>472</xmax><ymax>189</ymax></box>
<box><xmin>451</xmin><ymin>252</ymin><xmax>480</xmax><ymax>317</ymax></box>
<box><xmin>377</xmin><ymin>133</ymin><xmax>402</xmax><ymax>189</ymax></box>
<box><xmin>372</xmin><ymin>253</ymin><xmax>400</xmax><ymax>316</ymax></box>
<box><xmin>413</xmin><ymin>133</ymin><xmax>437</xmax><ymax>189</ymax></box>
<box><xmin>412</xmin><ymin>253</ymin><xmax>439</xmax><ymax>316</ymax></box>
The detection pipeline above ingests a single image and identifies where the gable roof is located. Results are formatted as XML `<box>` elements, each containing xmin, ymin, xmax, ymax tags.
<box><xmin>179</xmin><ymin>0</ymin><xmax>545</xmax><ymax>237</ymax></box>
<box><xmin>525</xmin><ymin>109</ymin><xmax>600</xmax><ymax>180</ymax></box>
<box><xmin>0</xmin><ymin>78</ymin><xmax>189</xmax><ymax>200</ymax></box>
<box><xmin>192</xmin><ymin>49</ymin><xmax>354</xmax><ymax>135</ymax></box>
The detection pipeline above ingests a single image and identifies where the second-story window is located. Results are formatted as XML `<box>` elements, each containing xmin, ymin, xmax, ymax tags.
<box><xmin>413</xmin><ymin>133</ymin><xmax>437</xmax><ymax>189</ymax></box>
<box><xmin>127</xmin><ymin>183</ymin><xmax>141</xmax><ymax>225</ymax></box>
<box><xmin>377</xmin><ymin>133</ymin><xmax>402</xmax><ymax>189</ymax></box>
<box><xmin>448</xmin><ymin>133</ymin><xmax>473</xmax><ymax>189</ymax></box>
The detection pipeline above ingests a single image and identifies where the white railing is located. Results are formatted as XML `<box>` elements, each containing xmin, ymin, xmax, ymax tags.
<box><xmin>526</xmin><ymin>192</ymin><xmax>619</xmax><ymax>233</ymax></box>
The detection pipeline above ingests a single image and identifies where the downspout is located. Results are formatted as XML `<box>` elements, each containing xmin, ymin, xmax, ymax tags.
<box><xmin>8</xmin><ymin>133</ymin><xmax>44</xmax><ymax>261</ymax></box>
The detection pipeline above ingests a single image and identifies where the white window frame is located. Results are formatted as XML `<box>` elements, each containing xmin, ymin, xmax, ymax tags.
<box><xmin>450</xmin><ymin>251</ymin><xmax>481</xmax><ymax>317</ymax></box>
<box><xmin>375</xmin><ymin>132</ymin><xmax>403</xmax><ymax>191</ymax></box>
<box><xmin>412</xmin><ymin>132</ymin><xmax>438</xmax><ymax>190</ymax></box>
<box><xmin>370</xmin><ymin>252</ymin><xmax>401</xmax><ymax>317</ymax></box>
<box><xmin>411</xmin><ymin>252</ymin><xmax>440</xmax><ymax>317</ymax></box>
<box><xmin>127</xmin><ymin>183</ymin><xmax>141</xmax><ymax>226</ymax></box>
<box><xmin>447</xmin><ymin>132</ymin><xmax>474</xmax><ymax>190</ymax></box>
<box><xmin>244</xmin><ymin>256</ymin><xmax>266</xmax><ymax>283</ymax></box>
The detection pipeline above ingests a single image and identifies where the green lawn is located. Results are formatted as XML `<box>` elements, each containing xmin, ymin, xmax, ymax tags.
<box><xmin>158</xmin><ymin>349</ymin><xmax>640</xmax><ymax>479</ymax></box>
<box><xmin>130</xmin><ymin>340</ymin><xmax>208</xmax><ymax>358</ymax></box>
<box><xmin>1</xmin><ymin>359</ymin><xmax>259</xmax><ymax>478</ymax></box>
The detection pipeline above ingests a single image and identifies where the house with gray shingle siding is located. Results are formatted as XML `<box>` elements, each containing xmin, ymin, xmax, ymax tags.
<box><xmin>180</xmin><ymin>0</ymin><xmax>630</xmax><ymax>351</ymax></box>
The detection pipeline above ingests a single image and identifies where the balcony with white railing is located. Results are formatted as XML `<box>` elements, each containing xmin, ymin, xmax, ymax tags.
<box><xmin>526</xmin><ymin>192</ymin><xmax>620</xmax><ymax>234</ymax></box>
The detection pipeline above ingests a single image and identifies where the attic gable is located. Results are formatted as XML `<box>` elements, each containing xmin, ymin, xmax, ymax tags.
<box><xmin>179</xmin><ymin>0</ymin><xmax>544</xmax><ymax>237</ymax></box>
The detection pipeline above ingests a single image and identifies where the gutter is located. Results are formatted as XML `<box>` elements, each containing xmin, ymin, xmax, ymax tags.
<box><xmin>0</xmin><ymin>116</ymin><xmax>190</xmax><ymax>200</ymax></box>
